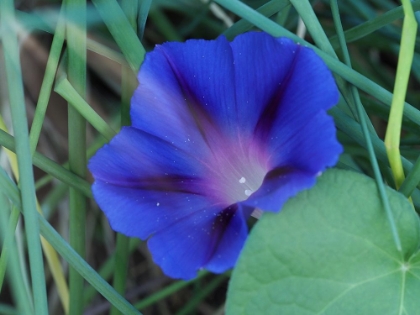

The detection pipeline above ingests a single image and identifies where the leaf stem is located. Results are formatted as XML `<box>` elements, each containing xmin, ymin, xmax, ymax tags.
<box><xmin>385</xmin><ymin>0</ymin><xmax>417</xmax><ymax>189</ymax></box>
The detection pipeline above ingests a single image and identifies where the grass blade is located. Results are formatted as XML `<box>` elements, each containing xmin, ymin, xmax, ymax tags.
<box><xmin>65</xmin><ymin>0</ymin><xmax>88</xmax><ymax>313</ymax></box>
<box><xmin>92</xmin><ymin>0</ymin><xmax>146</xmax><ymax>71</ymax></box>
<box><xmin>0</xmin><ymin>1</ymin><xmax>48</xmax><ymax>313</ymax></box>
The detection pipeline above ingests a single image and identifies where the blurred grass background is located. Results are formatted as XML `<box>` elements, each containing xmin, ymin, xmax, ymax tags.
<box><xmin>1</xmin><ymin>0</ymin><xmax>420</xmax><ymax>314</ymax></box>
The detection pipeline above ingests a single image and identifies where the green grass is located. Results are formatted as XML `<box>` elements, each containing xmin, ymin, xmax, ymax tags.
<box><xmin>1</xmin><ymin>0</ymin><xmax>420</xmax><ymax>314</ymax></box>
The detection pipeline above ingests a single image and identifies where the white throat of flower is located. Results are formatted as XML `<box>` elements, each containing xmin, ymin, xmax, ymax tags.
<box><xmin>238</xmin><ymin>176</ymin><xmax>254</xmax><ymax>197</ymax></box>
<box><xmin>208</xmin><ymin>141</ymin><xmax>268</xmax><ymax>205</ymax></box>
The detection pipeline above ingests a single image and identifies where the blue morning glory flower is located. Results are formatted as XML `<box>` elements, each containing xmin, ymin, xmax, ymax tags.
<box><xmin>88</xmin><ymin>32</ymin><xmax>342</xmax><ymax>280</ymax></box>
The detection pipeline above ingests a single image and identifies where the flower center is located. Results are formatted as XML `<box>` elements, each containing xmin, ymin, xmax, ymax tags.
<box><xmin>239</xmin><ymin>177</ymin><xmax>256</xmax><ymax>197</ymax></box>
<box><xmin>208</xmin><ymin>141</ymin><xmax>268</xmax><ymax>204</ymax></box>
<box><xmin>230</xmin><ymin>166</ymin><xmax>266</xmax><ymax>202</ymax></box>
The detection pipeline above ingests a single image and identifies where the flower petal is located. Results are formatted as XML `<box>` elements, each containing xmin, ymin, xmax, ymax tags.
<box><xmin>148</xmin><ymin>204</ymin><xmax>249</xmax><ymax>279</ymax></box>
<box><xmin>88</xmin><ymin>127</ymin><xmax>222</xmax><ymax>238</ymax></box>
<box><xmin>268</xmin><ymin>111</ymin><xmax>342</xmax><ymax>172</ymax></box>
<box><xmin>203</xmin><ymin>205</ymin><xmax>251</xmax><ymax>274</ymax></box>
<box><xmin>131</xmin><ymin>35</ymin><xmax>237</xmax><ymax>148</ymax></box>
<box><xmin>91</xmin><ymin>182</ymin><xmax>219</xmax><ymax>240</ymax></box>
<box><xmin>89</xmin><ymin>127</ymin><xmax>202</xmax><ymax>187</ymax></box>
<box><xmin>230</xmin><ymin>33</ymin><xmax>298</xmax><ymax>137</ymax></box>
<box><xmin>230</xmin><ymin>32</ymin><xmax>339</xmax><ymax>142</ymax></box>
<box><xmin>253</xmin><ymin>39</ymin><xmax>339</xmax><ymax>150</ymax></box>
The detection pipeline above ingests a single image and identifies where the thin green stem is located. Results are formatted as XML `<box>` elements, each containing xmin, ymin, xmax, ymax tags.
<box><xmin>275</xmin><ymin>3</ymin><xmax>291</xmax><ymax>25</ymax></box>
<box><xmin>329</xmin><ymin>1</ymin><xmax>420</xmax><ymax>48</ymax></box>
<box><xmin>385</xmin><ymin>0</ymin><xmax>417</xmax><ymax>189</ymax></box>
<box><xmin>223</xmin><ymin>0</ymin><xmax>290</xmax><ymax>40</ymax></box>
<box><xmin>38</xmin><ymin>215</ymin><xmax>142</xmax><ymax>315</ymax></box>
<box><xmin>84</xmin><ymin>239</ymin><xmax>140</xmax><ymax>305</ymax></box>
<box><xmin>149</xmin><ymin>9</ymin><xmax>183</xmax><ymax>41</ymax></box>
<box><xmin>400</xmin><ymin>154</ymin><xmax>420</xmax><ymax>197</ymax></box>
<box><xmin>65</xmin><ymin>0</ymin><xmax>87</xmax><ymax>313</ymax></box>
<box><xmin>54</xmin><ymin>76</ymin><xmax>116</xmax><ymax>141</ymax></box>
<box><xmin>39</xmin><ymin>183</ymin><xmax>69</xmax><ymax>219</ymax></box>
<box><xmin>0</xmin><ymin>167</ymin><xmax>21</xmax><ymax>207</ymax></box>
<box><xmin>175</xmin><ymin>274</ymin><xmax>229</xmax><ymax>315</ymax></box>
<box><xmin>137</xmin><ymin>0</ymin><xmax>152</xmax><ymax>39</ymax></box>
<box><xmin>110</xmin><ymin>235</ymin><xmax>130</xmax><ymax>315</ymax></box>
<box><xmin>290</xmin><ymin>0</ymin><xmax>337</xmax><ymax>57</ymax></box>
<box><xmin>0</xmin><ymin>194</ymin><xmax>32</xmax><ymax>315</ymax></box>
<box><xmin>0</xmin><ymin>204</ymin><xmax>20</xmax><ymax>294</ymax></box>
<box><xmin>134</xmin><ymin>271</ymin><xmax>208</xmax><ymax>310</ymax></box>
<box><xmin>0</xmin><ymin>1</ymin><xmax>48</xmax><ymax>313</ymax></box>
<box><xmin>121</xmin><ymin>0</ymin><xmax>138</xmax><ymax>31</ymax></box>
<box><xmin>330</xmin><ymin>0</ymin><xmax>401</xmax><ymax>249</ymax></box>
<box><xmin>0</xmin><ymin>130</ymin><xmax>92</xmax><ymax>197</ymax></box>
<box><xmin>92</xmin><ymin>0</ymin><xmax>146</xmax><ymax>71</ymax></box>
<box><xmin>29</xmin><ymin>6</ymin><xmax>66</xmax><ymax>155</ymax></box>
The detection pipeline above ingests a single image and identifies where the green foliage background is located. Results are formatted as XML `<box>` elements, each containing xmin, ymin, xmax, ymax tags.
<box><xmin>1</xmin><ymin>0</ymin><xmax>420</xmax><ymax>314</ymax></box>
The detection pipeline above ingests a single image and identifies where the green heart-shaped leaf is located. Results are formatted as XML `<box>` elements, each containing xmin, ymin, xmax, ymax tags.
<box><xmin>227</xmin><ymin>169</ymin><xmax>420</xmax><ymax>314</ymax></box>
